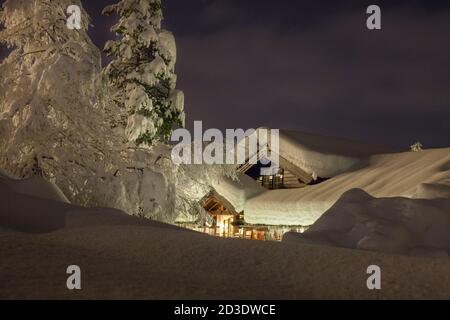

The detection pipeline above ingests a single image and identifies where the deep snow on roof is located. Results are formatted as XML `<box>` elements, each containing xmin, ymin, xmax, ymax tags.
<box><xmin>245</xmin><ymin>148</ymin><xmax>450</xmax><ymax>226</ymax></box>
<box><xmin>210</xmin><ymin>129</ymin><xmax>421</xmax><ymax>224</ymax></box>
<box><xmin>239</xmin><ymin>128</ymin><xmax>398</xmax><ymax>179</ymax></box>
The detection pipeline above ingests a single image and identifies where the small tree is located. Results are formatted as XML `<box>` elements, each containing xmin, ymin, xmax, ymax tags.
<box><xmin>410</xmin><ymin>141</ymin><xmax>424</xmax><ymax>152</ymax></box>
<box><xmin>103</xmin><ymin>0</ymin><xmax>185</xmax><ymax>146</ymax></box>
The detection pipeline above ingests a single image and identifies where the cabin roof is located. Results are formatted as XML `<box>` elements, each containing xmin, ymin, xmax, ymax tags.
<box><xmin>237</xmin><ymin>128</ymin><xmax>397</xmax><ymax>179</ymax></box>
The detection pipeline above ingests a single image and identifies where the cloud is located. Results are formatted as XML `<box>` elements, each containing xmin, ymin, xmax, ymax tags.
<box><xmin>2</xmin><ymin>0</ymin><xmax>448</xmax><ymax>148</ymax></box>
<box><xmin>176</xmin><ymin>5</ymin><xmax>450</xmax><ymax>147</ymax></box>
<box><xmin>200</xmin><ymin>0</ymin><xmax>242</xmax><ymax>26</ymax></box>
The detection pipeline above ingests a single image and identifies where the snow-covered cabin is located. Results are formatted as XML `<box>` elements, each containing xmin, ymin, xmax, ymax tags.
<box><xmin>198</xmin><ymin>129</ymin><xmax>399</xmax><ymax>238</ymax></box>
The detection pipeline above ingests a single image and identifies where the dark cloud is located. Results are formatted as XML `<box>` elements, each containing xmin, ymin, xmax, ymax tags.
<box><xmin>1</xmin><ymin>0</ymin><xmax>449</xmax><ymax>148</ymax></box>
<box><xmin>175</xmin><ymin>4</ymin><xmax>450</xmax><ymax>148</ymax></box>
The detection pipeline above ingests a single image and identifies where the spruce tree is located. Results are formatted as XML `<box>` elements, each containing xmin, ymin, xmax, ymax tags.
<box><xmin>103</xmin><ymin>0</ymin><xmax>185</xmax><ymax>146</ymax></box>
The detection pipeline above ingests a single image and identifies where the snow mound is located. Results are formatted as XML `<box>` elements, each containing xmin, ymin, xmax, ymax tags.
<box><xmin>245</xmin><ymin>148</ymin><xmax>450</xmax><ymax>226</ymax></box>
<box><xmin>0</xmin><ymin>1</ymin><xmax>198</xmax><ymax>224</ymax></box>
<box><xmin>0</xmin><ymin>176</ymin><xmax>188</xmax><ymax>234</ymax></box>
<box><xmin>283</xmin><ymin>189</ymin><xmax>450</xmax><ymax>258</ymax></box>
<box><xmin>413</xmin><ymin>179</ymin><xmax>450</xmax><ymax>199</ymax></box>
<box><xmin>0</xmin><ymin>175</ymin><xmax>69</xmax><ymax>203</ymax></box>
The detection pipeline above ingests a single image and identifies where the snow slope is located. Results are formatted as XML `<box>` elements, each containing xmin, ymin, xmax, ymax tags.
<box><xmin>245</xmin><ymin>148</ymin><xmax>450</xmax><ymax>226</ymax></box>
<box><xmin>1</xmin><ymin>177</ymin><xmax>450</xmax><ymax>299</ymax></box>
<box><xmin>283</xmin><ymin>189</ymin><xmax>450</xmax><ymax>259</ymax></box>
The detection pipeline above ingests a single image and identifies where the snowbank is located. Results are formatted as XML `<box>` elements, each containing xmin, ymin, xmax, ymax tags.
<box><xmin>283</xmin><ymin>189</ymin><xmax>450</xmax><ymax>259</ymax></box>
<box><xmin>245</xmin><ymin>148</ymin><xmax>450</xmax><ymax>226</ymax></box>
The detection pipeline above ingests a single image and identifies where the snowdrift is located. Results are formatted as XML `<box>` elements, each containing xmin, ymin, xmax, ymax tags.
<box><xmin>0</xmin><ymin>174</ymin><xmax>185</xmax><ymax>233</ymax></box>
<box><xmin>245</xmin><ymin>148</ymin><xmax>450</xmax><ymax>226</ymax></box>
<box><xmin>0</xmin><ymin>174</ymin><xmax>69</xmax><ymax>204</ymax></box>
<box><xmin>283</xmin><ymin>189</ymin><xmax>450</xmax><ymax>259</ymax></box>
<box><xmin>1</xmin><ymin>177</ymin><xmax>450</xmax><ymax>299</ymax></box>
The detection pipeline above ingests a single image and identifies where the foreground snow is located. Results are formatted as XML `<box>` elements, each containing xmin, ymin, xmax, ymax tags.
<box><xmin>1</xmin><ymin>178</ymin><xmax>450</xmax><ymax>299</ymax></box>
<box><xmin>245</xmin><ymin>148</ymin><xmax>450</xmax><ymax>226</ymax></box>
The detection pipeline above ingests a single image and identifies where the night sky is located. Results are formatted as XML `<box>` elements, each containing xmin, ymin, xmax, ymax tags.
<box><xmin>1</xmin><ymin>0</ymin><xmax>449</xmax><ymax>148</ymax></box>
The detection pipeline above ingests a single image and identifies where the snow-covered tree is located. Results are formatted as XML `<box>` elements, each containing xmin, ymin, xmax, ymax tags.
<box><xmin>0</xmin><ymin>0</ymin><xmax>180</xmax><ymax>222</ymax></box>
<box><xmin>410</xmin><ymin>141</ymin><xmax>424</xmax><ymax>152</ymax></box>
<box><xmin>0</xmin><ymin>0</ymin><xmax>120</xmax><ymax>208</ymax></box>
<box><xmin>0</xmin><ymin>0</ymin><xmax>103</xmax><ymax>177</ymax></box>
<box><xmin>103</xmin><ymin>0</ymin><xmax>185</xmax><ymax>146</ymax></box>
<box><xmin>0</xmin><ymin>0</ymin><xmax>97</xmax><ymax>62</ymax></box>
<box><xmin>0</xmin><ymin>0</ymin><xmax>236</xmax><ymax>226</ymax></box>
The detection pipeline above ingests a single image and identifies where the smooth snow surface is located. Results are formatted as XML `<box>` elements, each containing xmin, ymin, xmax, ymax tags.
<box><xmin>1</xmin><ymin>180</ymin><xmax>450</xmax><ymax>299</ymax></box>
<box><xmin>283</xmin><ymin>189</ymin><xmax>450</xmax><ymax>259</ymax></box>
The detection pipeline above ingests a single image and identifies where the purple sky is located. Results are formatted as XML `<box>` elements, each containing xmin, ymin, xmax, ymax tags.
<box><xmin>1</xmin><ymin>0</ymin><xmax>449</xmax><ymax>148</ymax></box>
